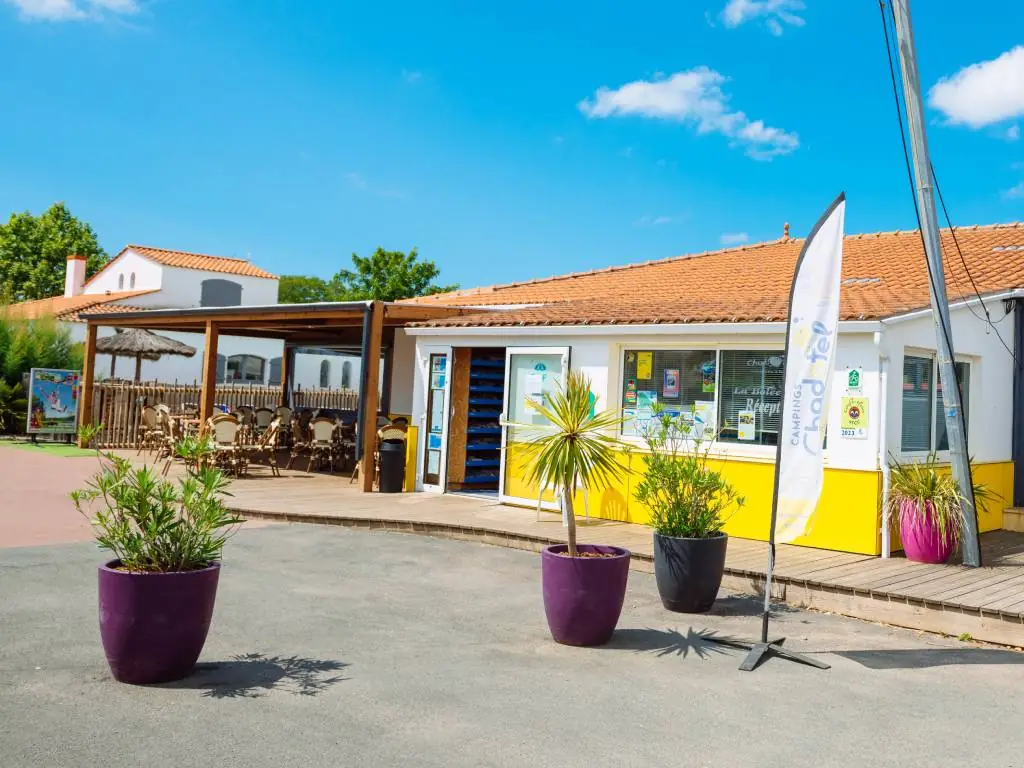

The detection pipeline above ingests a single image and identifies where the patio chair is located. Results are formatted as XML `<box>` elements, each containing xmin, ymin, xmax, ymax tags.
<box><xmin>239</xmin><ymin>418</ymin><xmax>281</xmax><ymax>477</ymax></box>
<box><xmin>137</xmin><ymin>405</ymin><xmax>164</xmax><ymax>455</ymax></box>
<box><xmin>209</xmin><ymin>414</ymin><xmax>243</xmax><ymax>476</ymax></box>
<box><xmin>254</xmin><ymin>407</ymin><xmax>275</xmax><ymax>431</ymax></box>
<box><xmin>307</xmin><ymin>417</ymin><xmax>337</xmax><ymax>473</ymax></box>
<box><xmin>275</xmin><ymin>405</ymin><xmax>294</xmax><ymax>447</ymax></box>
<box><xmin>286</xmin><ymin>417</ymin><xmax>311</xmax><ymax>470</ymax></box>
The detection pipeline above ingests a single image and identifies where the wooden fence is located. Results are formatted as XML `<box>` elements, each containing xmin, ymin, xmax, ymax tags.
<box><xmin>90</xmin><ymin>381</ymin><xmax>360</xmax><ymax>448</ymax></box>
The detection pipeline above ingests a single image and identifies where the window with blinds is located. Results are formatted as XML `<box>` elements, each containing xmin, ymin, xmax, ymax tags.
<box><xmin>901</xmin><ymin>355</ymin><xmax>970</xmax><ymax>452</ymax></box>
<box><xmin>620</xmin><ymin>349</ymin><xmax>716</xmax><ymax>436</ymax></box>
<box><xmin>717</xmin><ymin>350</ymin><xmax>785</xmax><ymax>446</ymax></box>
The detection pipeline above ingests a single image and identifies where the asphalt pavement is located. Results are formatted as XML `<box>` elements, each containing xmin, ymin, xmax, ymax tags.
<box><xmin>2</xmin><ymin>524</ymin><xmax>1023</xmax><ymax>768</ymax></box>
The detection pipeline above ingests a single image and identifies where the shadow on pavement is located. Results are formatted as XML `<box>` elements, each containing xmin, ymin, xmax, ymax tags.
<box><xmin>706</xmin><ymin>594</ymin><xmax>799</xmax><ymax>618</ymax></box>
<box><xmin>158</xmin><ymin>653</ymin><xmax>349</xmax><ymax>698</ymax></box>
<box><xmin>605</xmin><ymin>627</ymin><xmax>740</xmax><ymax>660</ymax></box>
<box><xmin>835</xmin><ymin>648</ymin><xmax>1024</xmax><ymax>670</ymax></box>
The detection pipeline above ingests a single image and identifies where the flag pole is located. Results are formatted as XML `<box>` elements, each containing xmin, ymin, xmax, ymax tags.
<box><xmin>703</xmin><ymin>193</ymin><xmax>846</xmax><ymax>672</ymax></box>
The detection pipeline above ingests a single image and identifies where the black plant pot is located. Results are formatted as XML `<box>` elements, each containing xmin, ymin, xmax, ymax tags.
<box><xmin>653</xmin><ymin>532</ymin><xmax>728</xmax><ymax>613</ymax></box>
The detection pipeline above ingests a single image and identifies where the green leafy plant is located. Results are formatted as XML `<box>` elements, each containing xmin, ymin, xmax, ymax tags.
<box><xmin>71</xmin><ymin>435</ymin><xmax>241</xmax><ymax>573</ymax></box>
<box><xmin>515</xmin><ymin>370</ymin><xmax>629</xmax><ymax>557</ymax></box>
<box><xmin>634</xmin><ymin>407</ymin><xmax>745</xmax><ymax>539</ymax></box>
<box><xmin>0</xmin><ymin>309</ymin><xmax>81</xmax><ymax>388</ymax></box>
<box><xmin>0</xmin><ymin>380</ymin><xmax>27</xmax><ymax>433</ymax></box>
<box><xmin>886</xmin><ymin>452</ymin><xmax>990</xmax><ymax>545</ymax></box>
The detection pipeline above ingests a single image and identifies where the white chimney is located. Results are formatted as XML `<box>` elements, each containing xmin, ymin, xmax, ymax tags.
<box><xmin>64</xmin><ymin>254</ymin><xmax>87</xmax><ymax>298</ymax></box>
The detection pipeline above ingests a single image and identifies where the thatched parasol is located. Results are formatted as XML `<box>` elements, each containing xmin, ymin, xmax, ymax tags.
<box><xmin>96</xmin><ymin>328</ymin><xmax>197</xmax><ymax>382</ymax></box>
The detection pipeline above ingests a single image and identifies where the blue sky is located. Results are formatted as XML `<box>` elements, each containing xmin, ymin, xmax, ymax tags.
<box><xmin>1</xmin><ymin>0</ymin><xmax>1022</xmax><ymax>289</ymax></box>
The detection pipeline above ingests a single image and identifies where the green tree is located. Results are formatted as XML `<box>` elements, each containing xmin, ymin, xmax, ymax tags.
<box><xmin>328</xmin><ymin>247</ymin><xmax>457</xmax><ymax>301</ymax></box>
<box><xmin>0</xmin><ymin>203</ymin><xmax>108</xmax><ymax>302</ymax></box>
<box><xmin>277</xmin><ymin>275</ymin><xmax>333</xmax><ymax>304</ymax></box>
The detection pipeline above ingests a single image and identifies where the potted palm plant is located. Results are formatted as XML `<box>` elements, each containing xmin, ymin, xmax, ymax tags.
<box><xmin>634</xmin><ymin>408</ymin><xmax>744</xmax><ymax>613</ymax></box>
<box><xmin>886</xmin><ymin>453</ymin><xmax>989</xmax><ymax>564</ymax></box>
<box><xmin>516</xmin><ymin>370</ymin><xmax>631</xmax><ymax>647</ymax></box>
<box><xmin>72</xmin><ymin>427</ymin><xmax>241</xmax><ymax>684</ymax></box>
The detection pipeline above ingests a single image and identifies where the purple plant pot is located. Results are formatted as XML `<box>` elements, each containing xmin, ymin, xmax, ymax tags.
<box><xmin>98</xmin><ymin>560</ymin><xmax>221</xmax><ymax>684</ymax></box>
<box><xmin>541</xmin><ymin>544</ymin><xmax>630</xmax><ymax>647</ymax></box>
<box><xmin>899</xmin><ymin>500</ymin><xmax>956</xmax><ymax>564</ymax></box>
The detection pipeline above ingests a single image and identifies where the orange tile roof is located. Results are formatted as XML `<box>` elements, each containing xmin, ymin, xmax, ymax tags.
<box><xmin>4</xmin><ymin>291</ymin><xmax>158</xmax><ymax>322</ymax></box>
<box><xmin>410</xmin><ymin>223</ymin><xmax>1024</xmax><ymax>327</ymax></box>
<box><xmin>84</xmin><ymin>245</ymin><xmax>277</xmax><ymax>286</ymax></box>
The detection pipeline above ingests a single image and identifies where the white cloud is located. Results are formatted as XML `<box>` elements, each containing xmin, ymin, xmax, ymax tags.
<box><xmin>721</xmin><ymin>0</ymin><xmax>805</xmax><ymax>35</ymax></box>
<box><xmin>720</xmin><ymin>232</ymin><xmax>749</xmax><ymax>245</ymax></box>
<box><xmin>1006</xmin><ymin>125</ymin><xmax>1020</xmax><ymax>141</ymax></box>
<box><xmin>401</xmin><ymin>69</ymin><xmax>423</xmax><ymax>84</ymax></box>
<box><xmin>1004</xmin><ymin>181</ymin><xmax>1024</xmax><ymax>200</ymax></box>
<box><xmin>635</xmin><ymin>214</ymin><xmax>673</xmax><ymax>227</ymax></box>
<box><xmin>928</xmin><ymin>46</ymin><xmax>1024</xmax><ymax>129</ymax></box>
<box><xmin>579</xmin><ymin>67</ymin><xmax>799</xmax><ymax>159</ymax></box>
<box><xmin>3</xmin><ymin>0</ymin><xmax>137</xmax><ymax>20</ymax></box>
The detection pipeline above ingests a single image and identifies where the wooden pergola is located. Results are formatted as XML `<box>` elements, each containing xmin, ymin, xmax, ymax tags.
<box><xmin>80</xmin><ymin>300</ymin><xmax>473</xmax><ymax>490</ymax></box>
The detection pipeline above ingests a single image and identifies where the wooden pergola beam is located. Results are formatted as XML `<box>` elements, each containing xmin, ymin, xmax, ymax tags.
<box><xmin>198</xmin><ymin>321</ymin><xmax>219</xmax><ymax>430</ymax></box>
<box><xmin>360</xmin><ymin>301</ymin><xmax>384</xmax><ymax>492</ymax></box>
<box><xmin>78</xmin><ymin>323</ymin><xmax>98</xmax><ymax>447</ymax></box>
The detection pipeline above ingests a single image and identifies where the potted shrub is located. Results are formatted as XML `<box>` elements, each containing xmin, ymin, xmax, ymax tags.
<box><xmin>517</xmin><ymin>370</ymin><xmax>631</xmax><ymax>647</ymax></box>
<box><xmin>634</xmin><ymin>408</ymin><xmax>745</xmax><ymax>613</ymax></box>
<box><xmin>886</xmin><ymin>453</ymin><xmax>989</xmax><ymax>564</ymax></box>
<box><xmin>71</xmin><ymin>428</ymin><xmax>241</xmax><ymax>684</ymax></box>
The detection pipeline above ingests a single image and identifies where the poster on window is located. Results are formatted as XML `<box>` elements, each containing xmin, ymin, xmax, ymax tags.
<box><xmin>637</xmin><ymin>352</ymin><xmax>653</xmax><ymax>380</ymax></box>
<box><xmin>701</xmin><ymin>360</ymin><xmax>716</xmax><ymax>393</ymax></box>
<box><xmin>694</xmin><ymin>401</ymin><xmax>715</xmax><ymax>438</ymax></box>
<box><xmin>636</xmin><ymin>391</ymin><xmax>657</xmax><ymax>428</ymax></box>
<box><xmin>523</xmin><ymin>371</ymin><xmax>545</xmax><ymax>412</ymax></box>
<box><xmin>840</xmin><ymin>396</ymin><xmax>868</xmax><ymax>439</ymax></box>
<box><xmin>27</xmin><ymin>368</ymin><xmax>80</xmax><ymax>434</ymax></box>
<box><xmin>737</xmin><ymin>410</ymin><xmax>756</xmax><ymax>441</ymax></box>
<box><xmin>663</xmin><ymin>369</ymin><xmax>680</xmax><ymax>399</ymax></box>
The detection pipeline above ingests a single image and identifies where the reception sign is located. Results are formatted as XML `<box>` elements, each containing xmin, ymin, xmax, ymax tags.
<box><xmin>27</xmin><ymin>368</ymin><xmax>81</xmax><ymax>434</ymax></box>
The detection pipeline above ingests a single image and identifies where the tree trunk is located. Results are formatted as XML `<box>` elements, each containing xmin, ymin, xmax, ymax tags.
<box><xmin>565</xmin><ymin>482</ymin><xmax>578</xmax><ymax>558</ymax></box>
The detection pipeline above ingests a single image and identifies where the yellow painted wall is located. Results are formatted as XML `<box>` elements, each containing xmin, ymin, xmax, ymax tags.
<box><xmin>504</xmin><ymin>442</ymin><xmax>884</xmax><ymax>555</ymax></box>
<box><xmin>887</xmin><ymin>461</ymin><xmax>1013</xmax><ymax>552</ymax></box>
<box><xmin>404</xmin><ymin>425</ymin><xmax>418</xmax><ymax>492</ymax></box>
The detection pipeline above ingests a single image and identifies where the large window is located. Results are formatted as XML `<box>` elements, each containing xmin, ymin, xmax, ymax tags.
<box><xmin>717</xmin><ymin>350</ymin><xmax>785</xmax><ymax>446</ymax></box>
<box><xmin>620</xmin><ymin>348</ymin><xmax>785</xmax><ymax>446</ymax></box>
<box><xmin>319</xmin><ymin>360</ymin><xmax>331</xmax><ymax>388</ymax></box>
<box><xmin>901</xmin><ymin>355</ymin><xmax>970</xmax><ymax>453</ymax></box>
<box><xmin>225</xmin><ymin>354</ymin><xmax>266</xmax><ymax>383</ymax></box>
<box><xmin>620</xmin><ymin>349</ymin><xmax>717</xmax><ymax>437</ymax></box>
<box><xmin>268</xmin><ymin>357</ymin><xmax>283</xmax><ymax>387</ymax></box>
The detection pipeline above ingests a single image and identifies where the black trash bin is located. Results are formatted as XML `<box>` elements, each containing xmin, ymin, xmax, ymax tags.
<box><xmin>377</xmin><ymin>439</ymin><xmax>406</xmax><ymax>493</ymax></box>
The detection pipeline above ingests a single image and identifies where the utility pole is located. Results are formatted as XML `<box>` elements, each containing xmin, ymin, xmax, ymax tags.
<box><xmin>891</xmin><ymin>0</ymin><xmax>981</xmax><ymax>566</ymax></box>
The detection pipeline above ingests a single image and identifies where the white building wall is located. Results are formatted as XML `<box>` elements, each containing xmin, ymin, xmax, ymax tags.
<box><xmin>84</xmin><ymin>252</ymin><xmax>164</xmax><ymax>294</ymax></box>
<box><xmin>389</xmin><ymin>329</ymin><xmax>417</xmax><ymax>416</ymax></box>
<box><xmin>880</xmin><ymin>303</ymin><xmax>1015</xmax><ymax>464</ymax></box>
<box><xmin>155</xmin><ymin>266</ymin><xmax>278</xmax><ymax>308</ymax></box>
<box><xmin>409</xmin><ymin>327</ymin><xmax>883</xmax><ymax>473</ymax></box>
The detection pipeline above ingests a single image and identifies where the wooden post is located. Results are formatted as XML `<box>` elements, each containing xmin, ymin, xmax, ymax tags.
<box><xmin>280</xmin><ymin>346</ymin><xmax>295</xmax><ymax>407</ymax></box>
<box><xmin>360</xmin><ymin>301</ymin><xmax>384</xmax><ymax>492</ymax></box>
<box><xmin>78</xmin><ymin>323</ymin><xmax>98</xmax><ymax>447</ymax></box>
<box><xmin>199</xmin><ymin>321</ymin><xmax>219</xmax><ymax>431</ymax></box>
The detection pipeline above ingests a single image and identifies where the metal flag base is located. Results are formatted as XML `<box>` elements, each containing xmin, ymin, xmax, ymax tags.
<box><xmin>700</xmin><ymin>633</ymin><xmax>831</xmax><ymax>671</ymax></box>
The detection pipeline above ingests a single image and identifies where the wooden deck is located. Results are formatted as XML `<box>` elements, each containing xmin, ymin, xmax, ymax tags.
<box><xmin>223</xmin><ymin>467</ymin><xmax>1024</xmax><ymax>647</ymax></box>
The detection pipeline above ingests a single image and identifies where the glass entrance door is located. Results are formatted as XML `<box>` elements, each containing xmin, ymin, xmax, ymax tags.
<box><xmin>499</xmin><ymin>347</ymin><xmax>569</xmax><ymax>508</ymax></box>
<box><xmin>422</xmin><ymin>350</ymin><xmax>451</xmax><ymax>490</ymax></box>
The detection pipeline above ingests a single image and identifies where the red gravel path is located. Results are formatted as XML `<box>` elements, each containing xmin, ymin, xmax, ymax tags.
<box><xmin>0</xmin><ymin>447</ymin><xmax>98</xmax><ymax>548</ymax></box>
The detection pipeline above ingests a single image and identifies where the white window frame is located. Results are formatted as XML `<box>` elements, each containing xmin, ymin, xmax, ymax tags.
<box><xmin>614</xmin><ymin>342</ymin><xmax>804</xmax><ymax>463</ymax></box>
<box><xmin>899</xmin><ymin>348</ymin><xmax>972</xmax><ymax>458</ymax></box>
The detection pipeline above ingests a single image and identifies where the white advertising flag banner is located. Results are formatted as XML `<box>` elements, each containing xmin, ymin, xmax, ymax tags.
<box><xmin>774</xmin><ymin>194</ymin><xmax>846</xmax><ymax>543</ymax></box>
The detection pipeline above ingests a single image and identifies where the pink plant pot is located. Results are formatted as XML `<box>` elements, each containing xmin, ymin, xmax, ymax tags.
<box><xmin>899</xmin><ymin>500</ymin><xmax>955</xmax><ymax>564</ymax></box>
